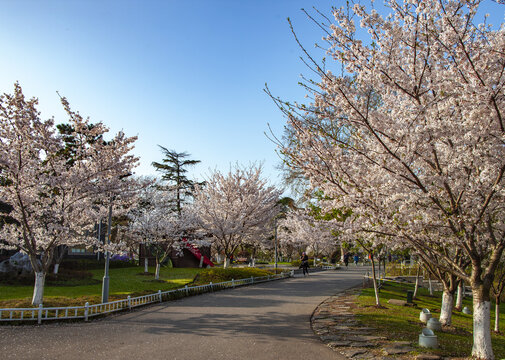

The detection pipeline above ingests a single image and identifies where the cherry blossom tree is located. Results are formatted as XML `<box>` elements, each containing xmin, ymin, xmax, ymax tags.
<box><xmin>0</xmin><ymin>84</ymin><xmax>139</xmax><ymax>305</ymax></box>
<box><xmin>129</xmin><ymin>181</ymin><xmax>197</xmax><ymax>279</ymax></box>
<box><xmin>243</xmin><ymin>231</ymin><xmax>272</xmax><ymax>267</ymax></box>
<box><xmin>278</xmin><ymin>209</ymin><xmax>337</xmax><ymax>265</ymax></box>
<box><xmin>192</xmin><ymin>164</ymin><xmax>281</xmax><ymax>268</ymax></box>
<box><xmin>271</xmin><ymin>1</ymin><xmax>505</xmax><ymax>358</ymax></box>
<box><xmin>277</xmin><ymin>212</ymin><xmax>310</xmax><ymax>257</ymax></box>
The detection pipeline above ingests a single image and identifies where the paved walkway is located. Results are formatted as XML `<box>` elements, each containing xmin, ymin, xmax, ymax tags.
<box><xmin>0</xmin><ymin>267</ymin><xmax>369</xmax><ymax>360</ymax></box>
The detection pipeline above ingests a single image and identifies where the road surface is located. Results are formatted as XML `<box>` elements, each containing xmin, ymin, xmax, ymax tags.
<box><xmin>0</xmin><ymin>267</ymin><xmax>368</xmax><ymax>360</ymax></box>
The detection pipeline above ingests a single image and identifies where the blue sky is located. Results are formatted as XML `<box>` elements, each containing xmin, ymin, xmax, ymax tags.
<box><xmin>0</xmin><ymin>0</ymin><xmax>503</xmax><ymax>189</ymax></box>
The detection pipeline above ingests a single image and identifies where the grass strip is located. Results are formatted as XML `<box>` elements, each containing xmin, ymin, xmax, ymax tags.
<box><xmin>353</xmin><ymin>281</ymin><xmax>505</xmax><ymax>358</ymax></box>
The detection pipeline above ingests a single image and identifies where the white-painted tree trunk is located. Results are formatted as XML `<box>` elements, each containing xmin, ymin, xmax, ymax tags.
<box><xmin>32</xmin><ymin>271</ymin><xmax>46</xmax><ymax>306</ymax></box>
<box><xmin>144</xmin><ymin>258</ymin><xmax>149</xmax><ymax>273</ymax></box>
<box><xmin>495</xmin><ymin>299</ymin><xmax>500</xmax><ymax>333</ymax></box>
<box><xmin>428</xmin><ymin>278</ymin><xmax>434</xmax><ymax>296</ymax></box>
<box><xmin>439</xmin><ymin>291</ymin><xmax>454</xmax><ymax>326</ymax></box>
<box><xmin>223</xmin><ymin>258</ymin><xmax>230</xmax><ymax>269</ymax></box>
<box><xmin>456</xmin><ymin>282</ymin><xmax>464</xmax><ymax>310</ymax></box>
<box><xmin>252</xmin><ymin>258</ymin><xmax>255</xmax><ymax>267</ymax></box>
<box><xmin>370</xmin><ymin>257</ymin><xmax>381</xmax><ymax>307</ymax></box>
<box><xmin>155</xmin><ymin>263</ymin><xmax>160</xmax><ymax>280</ymax></box>
<box><xmin>53</xmin><ymin>263</ymin><xmax>60</xmax><ymax>275</ymax></box>
<box><xmin>413</xmin><ymin>266</ymin><xmax>420</xmax><ymax>299</ymax></box>
<box><xmin>472</xmin><ymin>299</ymin><xmax>494</xmax><ymax>360</ymax></box>
<box><xmin>199</xmin><ymin>256</ymin><xmax>204</xmax><ymax>268</ymax></box>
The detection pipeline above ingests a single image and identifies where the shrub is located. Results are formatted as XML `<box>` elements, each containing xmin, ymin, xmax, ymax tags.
<box><xmin>0</xmin><ymin>268</ymin><xmax>96</xmax><ymax>286</ymax></box>
<box><xmin>60</xmin><ymin>258</ymin><xmax>136</xmax><ymax>270</ymax></box>
<box><xmin>192</xmin><ymin>267</ymin><xmax>273</xmax><ymax>285</ymax></box>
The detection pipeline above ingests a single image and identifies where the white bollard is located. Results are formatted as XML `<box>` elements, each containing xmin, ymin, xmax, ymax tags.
<box><xmin>84</xmin><ymin>302</ymin><xmax>89</xmax><ymax>321</ymax></box>
<box><xmin>419</xmin><ymin>328</ymin><xmax>438</xmax><ymax>348</ymax></box>
<box><xmin>37</xmin><ymin>304</ymin><xmax>43</xmax><ymax>324</ymax></box>
<box><xmin>420</xmin><ymin>308</ymin><xmax>432</xmax><ymax>323</ymax></box>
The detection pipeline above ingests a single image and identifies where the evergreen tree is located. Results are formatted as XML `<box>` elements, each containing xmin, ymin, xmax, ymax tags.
<box><xmin>151</xmin><ymin>146</ymin><xmax>202</xmax><ymax>214</ymax></box>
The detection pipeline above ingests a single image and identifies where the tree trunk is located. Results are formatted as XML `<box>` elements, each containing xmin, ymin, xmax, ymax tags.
<box><xmin>371</xmin><ymin>256</ymin><xmax>381</xmax><ymax>306</ymax></box>
<box><xmin>340</xmin><ymin>243</ymin><xmax>345</xmax><ymax>263</ymax></box>
<box><xmin>455</xmin><ymin>281</ymin><xmax>464</xmax><ymax>311</ymax></box>
<box><xmin>440</xmin><ymin>290</ymin><xmax>454</xmax><ymax>326</ymax></box>
<box><xmin>413</xmin><ymin>265</ymin><xmax>420</xmax><ymax>299</ymax></box>
<box><xmin>52</xmin><ymin>245</ymin><xmax>67</xmax><ymax>275</ymax></box>
<box><xmin>223</xmin><ymin>257</ymin><xmax>230</xmax><ymax>269</ymax></box>
<box><xmin>144</xmin><ymin>258</ymin><xmax>149</xmax><ymax>273</ymax></box>
<box><xmin>32</xmin><ymin>271</ymin><xmax>46</xmax><ymax>306</ymax></box>
<box><xmin>155</xmin><ymin>262</ymin><xmax>160</xmax><ymax>280</ymax></box>
<box><xmin>428</xmin><ymin>277</ymin><xmax>434</xmax><ymax>296</ymax></box>
<box><xmin>472</xmin><ymin>286</ymin><xmax>494</xmax><ymax>360</ymax></box>
<box><xmin>495</xmin><ymin>296</ymin><xmax>500</xmax><ymax>333</ymax></box>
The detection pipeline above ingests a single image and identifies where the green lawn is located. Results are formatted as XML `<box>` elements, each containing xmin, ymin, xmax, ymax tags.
<box><xmin>0</xmin><ymin>266</ymin><xmax>202</xmax><ymax>307</ymax></box>
<box><xmin>191</xmin><ymin>267</ymin><xmax>275</xmax><ymax>285</ymax></box>
<box><xmin>354</xmin><ymin>281</ymin><xmax>505</xmax><ymax>358</ymax></box>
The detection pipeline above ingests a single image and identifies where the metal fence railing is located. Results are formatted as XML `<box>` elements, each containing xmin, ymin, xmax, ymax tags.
<box><xmin>290</xmin><ymin>264</ymin><xmax>339</xmax><ymax>276</ymax></box>
<box><xmin>0</xmin><ymin>272</ymin><xmax>291</xmax><ymax>324</ymax></box>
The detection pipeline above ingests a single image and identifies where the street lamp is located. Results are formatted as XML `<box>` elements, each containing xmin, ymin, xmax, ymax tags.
<box><xmin>274</xmin><ymin>217</ymin><xmax>278</xmax><ymax>271</ymax></box>
<box><xmin>101</xmin><ymin>172</ymin><xmax>132</xmax><ymax>304</ymax></box>
<box><xmin>273</xmin><ymin>214</ymin><xmax>286</xmax><ymax>271</ymax></box>
<box><xmin>101</xmin><ymin>199</ymin><xmax>113</xmax><ymax>303</ymax></box>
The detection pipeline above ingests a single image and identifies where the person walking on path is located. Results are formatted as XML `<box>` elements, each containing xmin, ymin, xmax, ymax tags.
<box><xmin>343</xmin><ymin>252</ymin><xmax>350</xmax><ymax>269</ymax></box>
<box><xmin>353</xmin><ymin>254</ymin><xmax>359</xmax><ymax>266</ymax></box>
<box><xmin>300</xmin><ymin>252</ymin><xmax>310</xmax><ymax>276</ymax></box>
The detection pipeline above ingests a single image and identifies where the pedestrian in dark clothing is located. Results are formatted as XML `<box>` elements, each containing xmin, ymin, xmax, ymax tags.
<box><xmin>343</xmin><ymin>252</ymin><xmax>350</xmax><ymax>268</ymax></box>
<box><xmin>300</xmin><ymin>252</ymin><xmax>309</xmax><ymax>276</ymax></box>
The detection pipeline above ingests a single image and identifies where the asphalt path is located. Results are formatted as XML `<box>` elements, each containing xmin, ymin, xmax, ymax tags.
<box><xmin>0</xmin><ymin>267</ymin><xmax>368</xmax><ymax>360</ymax></box>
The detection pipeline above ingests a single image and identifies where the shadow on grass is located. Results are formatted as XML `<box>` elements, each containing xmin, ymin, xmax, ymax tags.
<box><xmin>355</xmin><ymin>281</ymin><xmax>505</xmax><ymax>358</ymax></box>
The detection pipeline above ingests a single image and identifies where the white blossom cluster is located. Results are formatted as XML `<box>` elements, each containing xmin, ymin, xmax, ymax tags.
<box><xmin>192</xmin><ymin>164</ymin><xmax>281</xmax><ymax>267</ymax></box>
<box><xmin>278</xmin><ymin>209</ymin><xmax>337</xmax><ymax>258</ymax></box>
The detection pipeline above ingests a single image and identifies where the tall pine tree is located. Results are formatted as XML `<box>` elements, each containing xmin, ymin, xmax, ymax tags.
<box><xmin>152</xmin><ymin>146</ymin><xmax>202</xmax><ymax>214</ymax></box>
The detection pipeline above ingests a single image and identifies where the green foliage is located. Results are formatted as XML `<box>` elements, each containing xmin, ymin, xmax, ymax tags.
<box><xmin>0</xmin><ymin>268</ymin><xmax>97</xmax><ymax>286</ymax></box>
<box><xmin>291</xmin><ymin>259</ymin><xmax>302</xmax><ymax>267</ymax></box>
<box><xmin>59</xmin><ymin>258</ymin><xmax>137</xmax><ymax>270</ymax></box>
<box><xmin>56</xmin><ymin>122</ymin><xmax>105</xmax><ymax>167</ymax></box>
<box><xmin>192</xmin><ymin>267</ymin><xmax>273</xmax><ymax>285</ymax></box>
<box><xmin>151</xmin><ymin>146</ymin><xmax>203</xmax><ymax>213</ymax></box>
